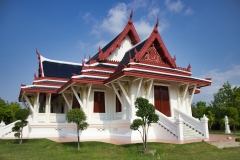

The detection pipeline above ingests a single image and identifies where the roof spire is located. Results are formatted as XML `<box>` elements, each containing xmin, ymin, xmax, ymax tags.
<box><xmin>130</xmin><ymin>9</ymin><xmax>133</xmax><ymax>19</ymax></box>
<box><xmin>128</xmin><ymin>9</ymin><xmax>133</xmax><ymax>24</ymax></box>
<box><xmin>154</xmin><ymin>17</ymin><xmax>159</xmax><ymax>33</ymax></box>
<box><xmin>156</xmin><ymin>16</ymin><xmax>159</xmax><ymax>27</ymax></box>
<box><xmin>187</xmin><ymin>63</ymin><xmax>191</xmax><ymax>71</ymax></box>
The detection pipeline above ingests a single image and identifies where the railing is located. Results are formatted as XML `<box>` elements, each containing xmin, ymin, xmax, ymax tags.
<box><xmin>174</xmin><ymin>108</ymin><xmax>203</xmax><ymax>134</ymax></box>
<box><xmin>1</xmin><ymin>120</ymin><xmax>20</xmax><ymax>137</ymax></box>
<box><xmin>155</xmin><ymin>110</ymin><xmax>178</xmax><ymax>137</ymax></box>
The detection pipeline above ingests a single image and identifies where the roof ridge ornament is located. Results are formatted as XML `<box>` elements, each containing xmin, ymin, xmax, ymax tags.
<box><xmin>187</xmin><ymin>63</ymin><xmax>191</xmax><ymax>71</ymax></box>
<box><xmin>36</xmin><ymin>47</ymin><xmax>40</xmax><ymax>58</ymax></box>
<box><xmin>98</xmin><ymin>46</ymin><xmax>105</xmax><ymax>61</ymax></box>
<box><xmin>36</xmin><ymin>47</ymin><xmax>43</xmax><ymax>77</ymax></box>
<box><xmin>154</xmin><ymin>17</ymin><xmax>159</xmax><ymax>33</ymax></box>
<box><xmin>128</xmin><ymin>9</ymin><xmax>133</xmax><ymax>24</ymax></box>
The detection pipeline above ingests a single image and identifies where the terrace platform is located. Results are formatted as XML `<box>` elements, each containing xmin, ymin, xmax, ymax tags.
<box><xmin>47</xmin><ymin>134</ymin><xmax>240</xmax><ymax>147</ymax></box>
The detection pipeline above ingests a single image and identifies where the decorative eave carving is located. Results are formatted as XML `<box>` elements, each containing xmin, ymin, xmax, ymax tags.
<box><xmin>96</xmin><ymin>10</ymin><xmax>141</xmax><ymax>61</ymax></box>
<box><xmin>175</xmin><ymin>63</ymin><xmax>191</xmax><ymax>72</ymax></box>
<box><xmin>98</xmin><ymin>46</ymin><xmax>105</xmax><ymax>61</ymax></box>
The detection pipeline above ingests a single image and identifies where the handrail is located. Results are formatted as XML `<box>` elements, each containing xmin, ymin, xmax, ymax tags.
<box><xmin>155</xmin><ymin>110</ymin><xmax>178</xmax><ymax>136</ymax></box>
<box><xmin>2</xmin><ymin>120</ymin><xmax>20</xmax><ymax>136</ymax></box>
<box><xmin>174</xmin><ymin>108</ymin><xmax>203</xmax><ymax>134</ymax></box>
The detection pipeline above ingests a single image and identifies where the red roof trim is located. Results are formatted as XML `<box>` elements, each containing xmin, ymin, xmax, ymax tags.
<box><xmin>128</xmin><ymin>64</ymin><xmax>191</xmax><ymax>77</ymax></box>
<box><xmin>33</xmin><ymin>82</ymin><xmax>63</xmax><ymax>87</ymax></box>
<box><xmin>34</xmin><ymin>76</ymin><xmax>69</xmax><ymax>81</ymax></box>
<box><xmin>20</xmin><ymin>88</ymin><xmax>58</xmax><ymax>94</ymax></box>
<box><xmin>123</xmin><ymin>70</ymin><xmax>211</xmax><ymax>86</ymax></box>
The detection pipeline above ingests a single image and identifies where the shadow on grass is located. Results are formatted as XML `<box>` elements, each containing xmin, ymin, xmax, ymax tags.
<box><xmin>12</xmin><ymin>139</ymin><xmax>30</xmax><ymax>144</ymax></box>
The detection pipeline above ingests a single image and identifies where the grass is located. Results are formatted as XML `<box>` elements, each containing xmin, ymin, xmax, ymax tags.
<box><xmin>210</xmin><ymin>130</ymin><xmax>240</xmax><ymax>136</ymax></box>
<box><xmin>0</xmin><ymin>139</ymin><xmax>240</xmax><ymax>160</ymax></box>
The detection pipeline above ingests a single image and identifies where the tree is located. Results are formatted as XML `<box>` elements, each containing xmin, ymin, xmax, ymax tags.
<box><xmin>66</xmin><ymin>108</ymin><xmax>89</xmax><ymax>150</ymax></box>
<box><xmin>211</xmin><ymin>81</ymin><xmax>240</xmax><ymax>130</ymax></box>
<box><xmin>191</xmin><ymin>101</ymin><xmax>207</xmax><ymax>118</ymax></box>
<box><xmin>206</xmin><ymin>110</ymin><xmax>215</xmax><ymax>130</ymax></box>
<box><xmin>0</xmin><ymin>98</ymin><xmax>22</xmax><ymax>125</ymax></box>
<box><xmin>12</xmin><ymin>108</ymin><xmax>30</xmax><ymax>144</ymax></box>
<box><xmin>130</xmin><ymin>97</ymin><xmax>159</xmax><ymax>150</ymax></box>
<box><xmin>226</xmin><ymin>107</ymin><xmax>239</xmax><ymax>131</ymax></box>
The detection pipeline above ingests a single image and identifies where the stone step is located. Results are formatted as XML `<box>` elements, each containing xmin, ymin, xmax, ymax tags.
<box><xmin>182</xmin><ymin>123</ymin><xmax>204</xmax><ymax>140</ymax></box>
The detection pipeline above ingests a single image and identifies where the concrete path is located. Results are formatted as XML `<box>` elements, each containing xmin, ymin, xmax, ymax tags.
<box><xmin>47</xmin><ymin>134</ymin><xmax>240</xmax><ymax>148</ymax></box>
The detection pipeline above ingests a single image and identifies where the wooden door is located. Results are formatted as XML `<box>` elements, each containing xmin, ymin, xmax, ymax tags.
<box><xmin>154</xmin><ymin>86</ymin><xmax>171</xmax><ymax>117</ymax></box>
<box><xmin>94</xmin><ymin>92</ymin><xmax>105</xmax><ymax>113</ymax></box>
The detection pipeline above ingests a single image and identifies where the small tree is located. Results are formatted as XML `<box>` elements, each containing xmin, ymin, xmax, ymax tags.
<box><xmin>12</xmin><ymin>108</ymin><xmax>30</xmax><ymax>144</ymax></box>
<box><xmin>130</xmin><ymin>97</ymin><xmax>159</xmax><ymax>150</ymax></box>
<box><xmin>66</xmin><ymin>108</ymin><xmax>88</xmax><ymax>150</ymax></box>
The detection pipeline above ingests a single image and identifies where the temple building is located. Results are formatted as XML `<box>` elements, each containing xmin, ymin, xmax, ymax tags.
<box><xmin>0</xmin><ymin>12</ymin><xmax>212</xmax><ymax>141</ymax></box>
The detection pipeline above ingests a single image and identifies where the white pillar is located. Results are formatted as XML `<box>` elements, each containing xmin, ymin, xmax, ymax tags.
<box><xmin>0</xmin><ymin>121</ymin><xmax>5</xmax><ymax>138</ymax></box>
<box><xmin>33</xmin><ymin>93</ymin><xmax>39</xmax><ymax>122</ymax></box>
<box><xmin>225</xmin><ymin>115</ymin><xmax>231</xmax><ymax>134</ymax></box>
<box><xmin>176</xmin><ymin>114</ymin><xmax>184</xmax><ymax>140</ymax></box>
<box><xmin>83</xmin><ymin>86</ymin><xmax>86</xmax><ymax>112</ymax></box>
<box><xmin>201</xmin><ymin>114</ymin><xmax>209</xmax><ymax>138</ymax></box>
<box><xmin>45</xmin><ymin>93</ymin><xmax>51</xmax><ymax>123</ymax></box>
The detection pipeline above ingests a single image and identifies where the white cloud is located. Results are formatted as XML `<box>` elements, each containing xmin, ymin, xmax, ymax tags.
<box><xmin>184</xmin><ymin>8</ymin><xmax>193</xmax><ymax>15</ymax></box>
<box><xmin>193</xmin><ymin>65</ymin><xmax>240</xmax><ymax>103</ymax></box>
<box><xmin>100</xmin><ymin>3</ymin><xmax>128</xmax><ymax>36</ymax></box>
<box><xmin>127</xmin><ymin>0</ymin><xmax>148</xmax><ymax>11</ymax></box>
<box><xmin>134</xmin><ymin>19</ymin><xmax>153</xmax><ymax>39</ymax></box>
<box><xmin>148</xmin><ymin>8</ymin><xmax>160</xmax><ymax>17</ymax></box>
<box><xmin>76</xmin><ymin>40</ymin><xmax>87</xmax><ymax>50</ymax></box>
<box><xmin>94</xmin><ymin>40</ymin><xmax>108</xmax><ymax>49</ymax></box>
<box><xmin>165</xmin><ymin>0</ymin><xmax>184</xmax><ymax>13</ymax></box>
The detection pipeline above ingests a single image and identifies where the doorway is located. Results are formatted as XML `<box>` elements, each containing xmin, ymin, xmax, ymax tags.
<box><xmin>154</xmin><ymin>86</ymin><xmax>171</xmax><ymax>117</ymax></box>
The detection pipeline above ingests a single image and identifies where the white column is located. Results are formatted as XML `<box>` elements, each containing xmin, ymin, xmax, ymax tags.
<box><xmin>45</xmin><ymin>93</ymin><xmax>51</xmax><ymax>123</ymax></box>
<box><xmin>201</xmin><ymin>114</ymin><xmax>209</xmax><ymax>139</ymax></box>
<box><xmin>176</xmin><ymin>114</ymin><xmax>184</xmax><ymax>140</ymax></box>
<box><xmin>83</xmin><ymin>86</ymin><xmax>86</xmax><ymax>112</ymax></box>
<box><xmin>0</xmin><ymin>121</ymin><xmax>5</xmax><ymax>138</ymax></box>
<box><xmin>33</xmin><ymin>93</ymin><xmax>39</xmax><ymax>122</ymax></box>
<box><xmin>130</xmin><ymin>82</ymin><xmax>134</xmax><ymax>120</ymax></box>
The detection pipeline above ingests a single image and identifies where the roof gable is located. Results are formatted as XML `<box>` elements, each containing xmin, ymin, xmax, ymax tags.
<box><xmin>89</xmin><ymin>11</ymin><xmax>141</xmax><ymax>64</ymax></box>
<box><xmin>134</xmin><ymin>21</ymin><xmax>177</xmax><ymax>68</ymax></box>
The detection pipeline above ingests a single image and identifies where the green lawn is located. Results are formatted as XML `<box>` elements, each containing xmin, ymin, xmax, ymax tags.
<box><xmin>0</xmin><ymin>139</ymin><xmax>240</xmax><ymax>160</ymax></box>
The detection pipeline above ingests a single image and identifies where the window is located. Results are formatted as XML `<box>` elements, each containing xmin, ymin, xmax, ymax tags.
<box><xmin>94</xmin><ymin>91</ymin><xmax>105</xmax><ymax>113</ymax></box>
<box><xmin>72</xmin><ymin>93</ymin><xmax>80</xmax><ymax>109</ymax></box>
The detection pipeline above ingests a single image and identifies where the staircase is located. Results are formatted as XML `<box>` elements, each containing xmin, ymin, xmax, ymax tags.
<box><xmin>183</xmin><ymin>122</ymin><xmax>204</xmax><ymax>140</ymax></box>
<box><xmin>154</xmin><ymin>108</ymin><xmax>209</xmax><ymax>141</ymax></box>
<box><xmin>158</xmin><ymin>122</ymin><xmax>178</xmax><ymax>139</ymax></box>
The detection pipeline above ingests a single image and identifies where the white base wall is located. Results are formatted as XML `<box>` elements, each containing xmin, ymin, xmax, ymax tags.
<box><xmin>1</xmin><ymin>120</ymin><xmax>177</xmax><ymax>141</ymax></box>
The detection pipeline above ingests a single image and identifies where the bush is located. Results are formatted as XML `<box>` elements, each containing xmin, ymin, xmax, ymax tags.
<box><xmin>235</xmin><ymin>138</ymin><xmax>240</xmax><ymax>142</ymax></box>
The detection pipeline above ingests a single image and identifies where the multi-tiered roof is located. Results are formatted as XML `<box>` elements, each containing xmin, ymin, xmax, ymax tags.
<box><xmin>19</xmin><ymin>11</ymin><xmax>211</xmax><ymax>99</ymax></box>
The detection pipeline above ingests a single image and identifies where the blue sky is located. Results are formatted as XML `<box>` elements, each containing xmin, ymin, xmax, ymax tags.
<box><xmin>0</xmin><ymin>0</ymin><xmax>240</xmax><ymax>104</ymax></box>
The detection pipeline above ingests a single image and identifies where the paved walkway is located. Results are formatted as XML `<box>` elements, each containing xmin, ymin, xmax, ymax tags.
<box><xmin>47</xmin><ymin>134</ymin><xmax>240</xmax><ymax>146</ymax></box>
